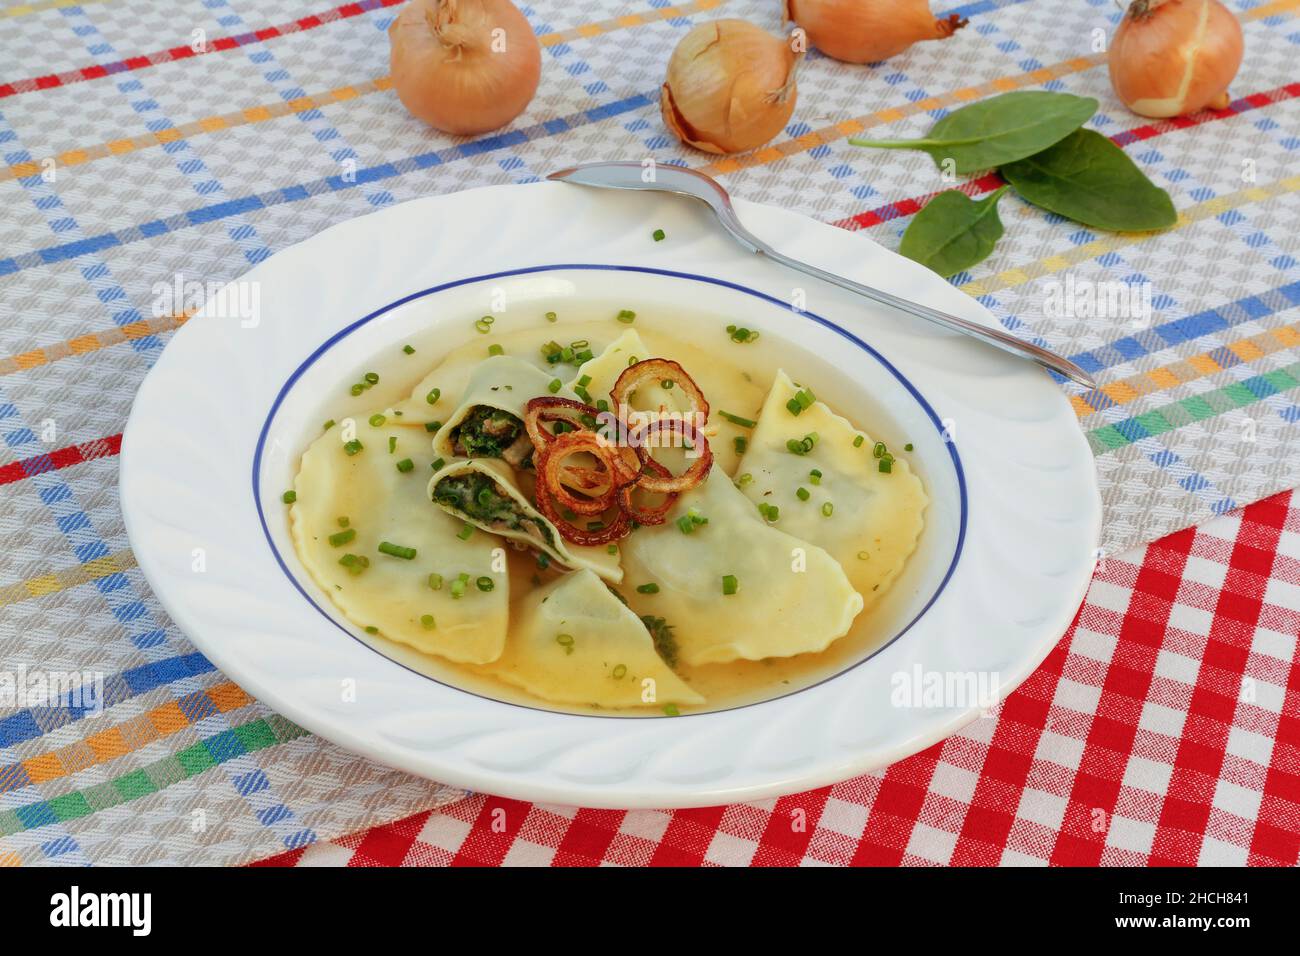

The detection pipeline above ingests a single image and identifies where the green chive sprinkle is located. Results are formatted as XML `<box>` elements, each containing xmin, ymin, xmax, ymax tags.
<box><xmin>796</xmin><ymin>487</ymin><xmax>810</xmax><ymax>501</ymax></box>
<box><xmin>338</xmin><ymin>553</ymin><xmax>369</xmax><ymax>575</ymax></box>
<box><xmin>426</xmin><ymin>388</ymin><xmax>441</xmax><ymax>405</ymax></box>
<box><xmin>616</xmin><ymin>309</ymin><xmax>636</xmax><ymax>323</ymax></box>
<box><xmin>488</xmin><ymin>344</ymin><xmax>504</xmax><ymax>356</ymax></box>
<box><xmin>726</xmin><ymin>325</ymin><xmax>759</xmax><ymax>344</ymax></box>
<box><xmin>475</xmin><ymin>316</ymin><xmax>494</xmax><ymax>334</ymax></box>
<box><xmin>607</xmin><ymin>544</ymin><xmax>618</xmax><ymax>555</ymax></box>
<box><xmin>343</xmin><ymin>439</ymin><xmax>363</xmax><ymax>456</ymax></box>
<box><xmin>822</xmin><ymin>502</ymin><xmax>834</xmax><ymax>517</ymax></box>
<box><xmin>786</xmin><ymin>398</ymin><xmax>802</xmax><ymax>416</ymax></box>
<box><xmin>282</xmin><ymin>490</ymin><xmax>296</xmax><ymax>504</ymax></box>
<box><xmin>879</xmin><ymin>458</ymin><xmax>893</xmax><ymax>474</ymax></box>
<box><xmin>757</xmin><ymin>502</ymin><xmax>779</xmax><ymax>522</ymax></box>
<box><xmin>556</xmin><ymin>633</ymin><xmax>575</xmax><ymax>651</ymax></box>
<box><xmin>873</xmin><ymin>441</ymin><xmax>887</xmax><ymax>459</ymax></box>
<box><xmin>403</xmin><ymin>344</ymin><xmax>415</xmax><ymax>355</ymax></box>
<box><xmin>905</xmin><ymin>443</ymin><xmax>914</xmax><ymax>452</ymax></box>
<box><xmin>676</xmin><ymin>515</ymin><xmax>695</xmax><ymax>535</ymax></box>
<box><xmin>722</xmin><ymin>574</ymin><xmax>738</xmax><ymax>596</ymax></box>
<box><xmin>364</xmin><ymin>372</ymin><xmax>379</xmax><ymax>385</ymax></box>
<box><xmin>857</xmin><ymin>551</ymin><xmax>870</xmax><ymax>560</ymax></box>
<box><xmin>337</xmin><ymin>516</ymin><xmax>350</xmax><ymax>527</ymax></box>
<box><xmin>428</xmin><ymin>573</ymin><xmax>444</xmax><ymax>590</ymax></box>
<box><xmin>350</xmin><ymin>384</ymin><xmax>364</xmax><ymax>396</ymax></box>
<box><xmin>548</xmin><ymin>378</ymin><xmax>562</xmax><ymax>394</ymax></box>
<box><xmin>425</xmin><ymin>421</ymin><xmax>442</xmax><ymax>434</ymax></box>
<box><xmin>457</xmin><ymin>524</ymin><xmax>474</xmax><ymax>541</ymax></box>
<box><xmin>734</xmin><ymin>436</ymin><xmax>748</xmax><ymax>455</ymax></box>
<box><xmin>396</xmin><ymin>458</ymin><xmax>414</xmax><ymax>473</ymax></box>
<box><xmin>450</xmin><ymin>574</ymin><xmax>468</xmax><ymax>599</ymax></box>
<box><xmin>323</xmin><ymin>419</ymin><xmax>336</xmax><ymax>431</ymax></box>
<box><xmin>718</xmin><ymin>410</ymin><xmax>757</xmax><ymax>428</ymax></box>
<box><xmin>545</xmin><ymin>311</ymin><xmax>557</xmax><ymax>323</ymax></box>
<box><xmin>431</xmin><ymin>457</ymin><xmax>446</xmax><ymax>472</ymax></box>
<box><xmin>737</xmin><ymin>473</ymin><xmax>753</xmax><ymax>486</ymax></box>
<box><xmin>854</xmin><ymin>435</ymin><xmax>865</xmax><ymax>448</ymax></box>
<box><xmin>809</xmin><ymin>469</ymin><xmax>822</xmax><ymax>485</ymax></box>
<box><xmin>378</xmin><ymin>541</ymin><xmax>417</xmax><ymax>560</ymax></box>
<box><xmin>365</xmin><ymin>626</ymin><xmax>379</xmax><ymax>635</ymax></box>
<box><xmin>652</xmin><ymin>229</ymin><xmax>665</xmax><ymax>241</ymax></box>
<box><xmin>636</xmin><ymin>583</ymin><xmax>660</xmax><ymax>594</ymax></box>
<box><xmin>471</xmin><ymin>576</ymin><xmax>492</xmax><ymax>593</ymax></box>
<box><xmin>420</xmin><ymin>614</ymin><xmax>436</xmax><ymax>629</ymax></box>
<box><xmin>663</xmin><ymin>704</ymin><xmax>680</xmax><ymax>716</ymax></box>
<box><xmin>329</xmin><ymin>528</ymin><xmax>356</xmax><ymax>547</ymax></box>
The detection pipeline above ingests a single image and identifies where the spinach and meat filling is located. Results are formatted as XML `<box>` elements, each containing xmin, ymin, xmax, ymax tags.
<box><xmin>433</xmin><ymin>472</ymin><xmax>555</xmax><ymax>548</ymax></box>
<box><xmin>449</xmin><ymin>407</ymin><xmax>533</xmax><ymax>465</ymax></box>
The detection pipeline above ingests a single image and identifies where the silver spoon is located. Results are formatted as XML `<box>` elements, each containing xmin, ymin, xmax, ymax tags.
<box><xmin>547</xmin><ymin>161</ymin><xmax>1096</xmax><ymax>390</ymax></box>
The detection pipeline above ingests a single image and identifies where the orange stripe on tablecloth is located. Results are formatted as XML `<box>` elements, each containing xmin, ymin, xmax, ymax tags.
<box><xmin>12</xmin><ymin>681</ymin><xmax>254</xmax><ymax>790</ymax></box>
<box><xmin>0</xmin><ymin>0</ymin><xmax>725</xmax><ymax>184</ymax></box>
<box><xmin>0</xmin><ymin>313</ymin><xmax>190</xmax><ymax>377</ymax></box>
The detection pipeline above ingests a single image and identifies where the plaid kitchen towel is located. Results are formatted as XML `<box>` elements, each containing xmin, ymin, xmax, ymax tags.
<box><xmin>0</xmin><ymin>0</ymin><xmax>1298</xmax><ymax>864</ymax></box>
<box><xmin>252</xmin><ymin>488</ymin><xmax>1300</xmax><ymax>867</ymax></box>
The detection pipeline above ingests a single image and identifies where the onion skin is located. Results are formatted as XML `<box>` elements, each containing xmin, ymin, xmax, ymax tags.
<box><xmin>783</xmin><ymin>0</ymin><xmax>967</xmax><ymax>64</ymax></box>
<box><xmin>1109</xmin><ymin>0</ymin><xmax>1243</xmax><ymax>118</ymax></box>
<box><xmin>389</xmin><ymin>0</ymin><xmax>541</xmax><ymax>135</ymax></box>
<box><xmin>661</xmin><ymin>19</ymin><xmax>800</xmax><ymax>154</ymax></box>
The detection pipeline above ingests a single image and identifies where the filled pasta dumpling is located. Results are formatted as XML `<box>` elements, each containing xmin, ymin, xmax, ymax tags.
<box><xmin>483</xmin><ymin>569</ymin><xmax>703</xmax><ymax>708</ymax></box>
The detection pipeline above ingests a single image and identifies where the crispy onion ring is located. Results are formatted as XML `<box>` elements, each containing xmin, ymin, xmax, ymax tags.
<box><xmin>618</xmin><ymin>457</ymin><xmax>679</xmax><ymax>526</ymax></box>
<box><xmin>534</xmin><ymin>432</ymin><xmax>632</xmax><ymax>545</ymax></box>
<box><xmin>629</xmin><ymin>418</ymin><xmax>713</xmax><ymax>494</ymax></box>
<box><xmin>610</xmin><ymin>358</ymin><xmax>710</xmax><ymax>422</ymax></box>
<box><xmin>535</xmin><ymin>430</ymin><xmax>621</xmax><ymax>516</ymax></box>
<box><xmin>524</xmin><ymin>396</ymin><xmax>640</xmax><ymax>486</ymax></box>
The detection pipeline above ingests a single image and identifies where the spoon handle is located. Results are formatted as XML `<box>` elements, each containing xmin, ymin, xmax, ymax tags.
<box><xmin>712</xmin><ymin>206</ymin><xmax>1097</xmax><ymax>390</ymax></box>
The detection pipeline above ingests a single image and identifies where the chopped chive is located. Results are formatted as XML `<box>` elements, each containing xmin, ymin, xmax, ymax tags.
<box><xmin>426</xmin><ymin>388</ymin><xmax>441</xmax><ymax>405</ymax></box>
<box><xmin>652</xmin><ymin>228</ymin><xmax>665</xmax><ymax>241</ymax></box>
<box><xmin>733</xmin><ymin>436</ymin><xmax>747</xmax><ymax>455</ymax></box>
<box><xmin>737</xmin><ymin>473</ymin><xmax>753</xmax><ymax>486</ymax></box>
<box><xmin>337</xmin><ymin>516</ymin><xmax>350</xmax><ymax>527</ymax></box>
<box><xmin>476</xmin><ymin>576</ymin><xmax>494</xmax><ymax>592</ymax></box>
<box><xmin>577</xmin><ymin>374</ymin><xmax>592</xmax><ymax>388</ymax></box>
<box><xmin>612</xmin><ymin>664</ymin><xmax>628</xmax><ymax>680</ymax></box>
<box><xmin>281</xmin><ymin>490</ymin><xmax>296</xmax><ymax>504</ymax></box>
<box><xmin>796</xmin><ymin>487</ymin><xmax>810</xmax><ymax>501</ymax></box>
<box><xmin>396</xmin><ymin>458</ymin><xmax>414</xmax><ymax>473</ymax></box>
<box><xmin>574</xmin><ymin>385</ymin><xmax>592</xmax><ymax>403</ymax></box>
<box><xmin>457</xmin><ymin>524</ymin><xmax>474</xmax><ymax>541</ymax></box>
<box><xmin>853</xmin><ymin>435</ymin><xmax>865</xmax><ymax>448</ymax></box>
<box><xmin>857</xmin><ymin>551</ymin><xmax>870</xmax><ymax>560</ymax></box>
<box><xmin>365</xmin><ymin>626</ymin><xmax>379</xmax><ymax>635</ymax></box>
<box><xmin>575</xmin><ymin>348</ymin><xmax>594</xmax><ymax>362</ymax></box>
<box><xmin>873</xmin><ymin>441</ymin><xmax>887</xmax><ymax>459</ymax></box>
<box><xmin>475</xmin><ymin>315</ymin><xmax>494</xmax><ymax>334</ymax></box>
<box><xmin>676</xmin><ymin>515</ymin><xmax>695</xmax><ymax>535</ymax></box>
<box><xmin>388</xmin><ymin>436</ymin><xmax>397</xmax><ymax>454</ymax></box>
<box><xmin>431</xmin><ymin>457</ymin><xmax>446</xmax><ymax>471</ymax></box>
<box><xmin>722</xmin><ymin>574</ymin><xmax>738</xmax><ymax>595</ymax></box>
<box><xmin>450</xmin><ymin>573</ymin><xmax>469</xmax><ymax>599</ymax></box>
<box><xmin>786</xmin><ymin>398</ymin><xmax>802</xmax><ymax>415</ymax></box>
<box><xmin>586</xmin><ymin>520</ymin><xmax>605</xmax><ymax>532</ymax></box>
<box><xmin>606</xmin><ymin>544</ymin><xmax>618</xmax><ymax>555</ymax></box>
<box><xmin>596</xmin><ymin>398</ymin><xmax>609</xmax><ymax>412</ymax></box>
<box><xmin>545</xmin><ymin>310</ymin><xmax>557</xmax><ymax>323</ymax></box>
<box><xmin>338</xmin><ymin>553</ymin><xmax>369</xmax><ymax>575</ymax></box>
<box><xmin>636</xmin><ymin>583</ymin><xmax>660</xmax><ymax>594</ymax></box>
<box><xmin>879</xmin><ymin>459</ymin><xmax>893</xmax><ymax>474</ymax></box>
<box><xmin>428</xmin><ymin>573</ymin><xmax>444</xmax><ymax>590</ymax></box>
<box><xmin>364</xmin><ymin>372</ymin><xmax>379</xmax><ymax>385</ymax></box>
<box><xmin>718</xmin><ymin>410</ymin><xmax>757</xmax><ymax>428</ymax></box>
<box><xmin>323</xmin><ymin>419</ymin><xmax>336</xmax><ymax>431</ymax></box>
<box><xmin>757</xmin><ymin>502</ymin><xmax>780</xmax><ymax>522</ymax></box>
<box><xmin>343</xmin><ymin>439</ymin><xmax>363</xmax><ymax>456</ymax></box>
<box><xmin>663</xmin><ymin>703</ymin><xmax>680</xmax><ymax>716</ymax></box>
<box><xmin>809</xmin><ymin>469</ymin><xmax>822</xmax><ymax>485</ymax></box>
<box><xmin>548</xmin><ymin>378</ymin><xmax>562</xmax><ymax>394</ymax></box>
<box><xmin>377</xmin><ymin>541</ymin><xmax>417</xmax><ymax>560</ymax></box>
<box><xmin>821</xmin><ymin>502</ymin><xmax>834</xmax><ymax>517</ymax></box>
<box><xmin>556</xmin><ymin>633</ymin><xmax>575</xmax><ymax>650</ymax></box>
<box><xmin>905</xmin><ymin>443</ymin><xmax>914</xmax><ymax>452</ymax></box>
<box><xmin>420</xmin><ymin>614</ymin><xmax>435</xmax><ymax>629</ymax></box>
<box><xmin>425</xmin><ymin>420</ymin><xmax>442</xmax><ymax>434</ymax></box>
<box><xmin>403</xmin><ymin>344</ymin><xmax>415</xmax><ymax>355</ymax></box>
<box><xmin>627</xmin><ymin>355</ymin><xmax>639</xmax><ymax>366</ymax></box>
<box><xmin>350</xmin><ymin>384</ymin><xmax>364</xmax><ymax>396</ymax></box>
<box><xmin>488</xmin><ymin>344</ymin><xmax>504</xmax><ymax>356</ymax></box>
<box><xmin>616</xmin><ymin>309</ymin><xmax>636</xmax><ymax>323</ymax></box>
<box><xmin>329</xmin><ymin>528</ymin><xmax>356</xmax><ymax>547</ymax></box>
<box><xmin>570</xmin><ymin>339</ymin><xmax>589</xmax><ymax>349</ymax></box>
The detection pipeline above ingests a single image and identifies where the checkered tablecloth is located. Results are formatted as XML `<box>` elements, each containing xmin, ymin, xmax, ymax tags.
<box><xmin>0</xmin><ymin>0</ymin><xmax>1297</xmax><ymax>866</ymax></box>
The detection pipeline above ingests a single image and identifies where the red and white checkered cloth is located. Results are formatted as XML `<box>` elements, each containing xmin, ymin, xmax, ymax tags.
<box><xmin>251</xmin><ymin>490</ymin><xmax>1300</xmax><ymax>867</ymax></box>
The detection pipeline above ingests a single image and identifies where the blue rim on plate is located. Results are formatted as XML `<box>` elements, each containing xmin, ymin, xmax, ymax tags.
<box><xmin>251</xmin><ymin>264</ymin><xmax>969</xmax><ymax>718</ymax></box>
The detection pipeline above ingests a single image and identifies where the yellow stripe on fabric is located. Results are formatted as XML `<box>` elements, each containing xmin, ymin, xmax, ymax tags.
<box><xmin>0</xmin><ymin>0</ymin><xmax>113</xmax><ymax>19</ymax></box>
<box><xmin>0</xmin><ymin>312</ymin><xmax>190</xmax><ymax>377</ymax></box>
<box><xmin>0</xmin><ymin>0</ymin><xmax>726</xmax><ymax>183</ymax></box>
<box><xmin>0</xmin><ymin>550</ymin><xmax>136</xmax><ymax>608</ymax></box>
<box><xmin>958</xmin><ymin>174</ymin><xmax>1300</xmax><ymax>297</ymax></box>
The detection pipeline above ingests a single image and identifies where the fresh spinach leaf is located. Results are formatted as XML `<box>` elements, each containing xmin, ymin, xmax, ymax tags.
<box><xmin>1000</xmin><ymin>128</ymin><xmax>1177</xmax><ymax>232</ymax></box>
<box><xmin>899</xmin><ymin>187</ymin><xmax>1010</xmax><ymax>278</ymax></box>
<box><xmin>850</xmin><ymin>91</ymin><xmax>1098</xmax><ymax>174</ymax></box>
